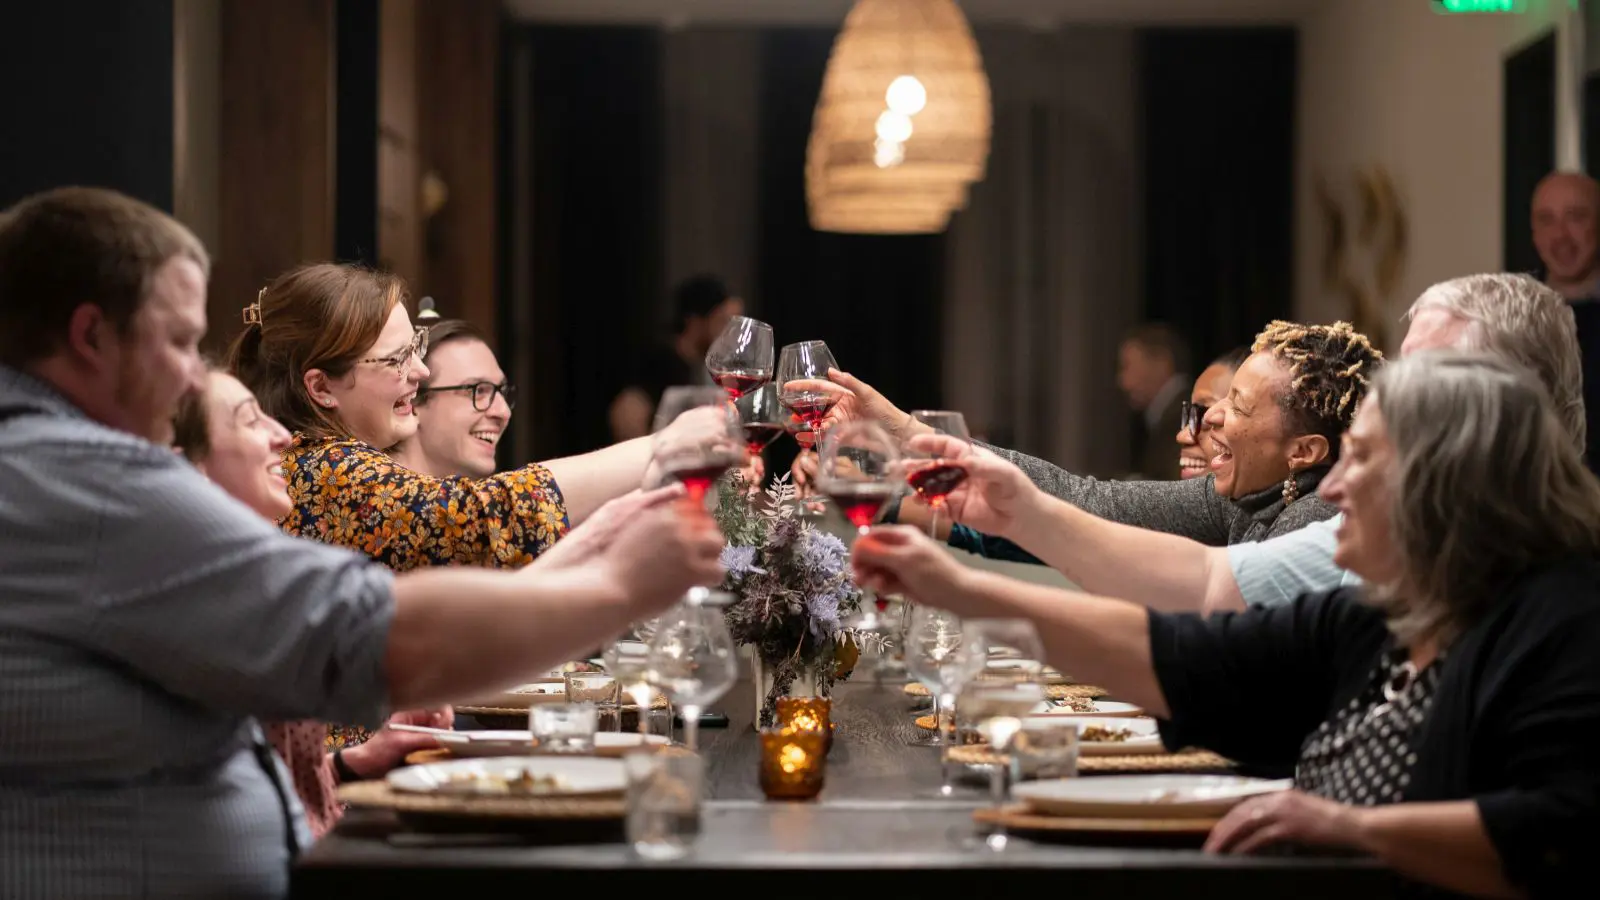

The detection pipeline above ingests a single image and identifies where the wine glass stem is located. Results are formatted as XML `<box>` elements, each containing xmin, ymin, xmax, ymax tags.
<box><xmin>681</xmin><ymin>705</ymin><xmax>703</xmax><ymax>751</ymax></box>
<box><xmin>987</xmin><ymin>758</ymin><xmax>1010</xmax><ymax>848</ymax></box>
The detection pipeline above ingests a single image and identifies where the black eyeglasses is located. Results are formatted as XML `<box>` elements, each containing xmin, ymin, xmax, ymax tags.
<box><xmin>420</xmin><ymin>381</ymin><xmax>517</xmax><ymax>412</ymax></box>
<box><xmin>1179</xmin><ymin>400</ymin><xmax>1209</xmax><ymax>439</ymax></box>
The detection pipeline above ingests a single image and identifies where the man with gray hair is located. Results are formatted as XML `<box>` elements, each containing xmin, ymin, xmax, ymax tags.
<box><xmin>924</xmin><ymin>273</ymin><xmax>1585</xmax><ymax>613</ymax></box>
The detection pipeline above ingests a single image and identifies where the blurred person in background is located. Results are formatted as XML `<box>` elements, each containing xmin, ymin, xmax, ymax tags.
<box><xmin>609</xmin><ymin>274</ymin><xmax>743</xmax><ymax>441</ymax></box>
<box><xmin>1530</xmin><ymin>170</ymin><xmax>1600</xmax><ymax>473</ymax></box>
<box><xmin>1118</xmin><ymin>322</ymin><xmax>1191</xmax><ymax>480</ymax></box>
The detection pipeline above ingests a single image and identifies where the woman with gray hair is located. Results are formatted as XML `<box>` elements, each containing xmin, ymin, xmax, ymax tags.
<box><xmin>852</xmin><ymin>351</ymin><xmax>1600</xmax><ymax>898</ymax></box>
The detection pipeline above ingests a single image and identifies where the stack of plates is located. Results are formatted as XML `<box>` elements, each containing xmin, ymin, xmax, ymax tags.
<box><xmin>1013</xmin><ymin>774</ymin><xmax>1291</xmax><ymax>820</ymax></box>
<box><xmin>427</xmin><ymin>730</ymin><xmax>669</xmax><ymax>759</ymax></box>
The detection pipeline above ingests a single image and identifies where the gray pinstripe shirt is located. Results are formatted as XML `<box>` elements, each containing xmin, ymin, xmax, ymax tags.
<box><xmin>0</xmin><ymin>365</ymin><xmax>396</xmax><ymax>898</ymax></box>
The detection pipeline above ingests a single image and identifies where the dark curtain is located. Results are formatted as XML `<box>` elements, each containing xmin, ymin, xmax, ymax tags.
<box><xmin>0</xmin><ymin>0</ymin><xmax>174</xmax><ymax>210</ymax></box>
<box><xmin>1139</xmin><ymin>29</ymin><xmax>1296</xmax><ymax>366</ymax></box>
<box><xmin>754</xmin><ymin>29</ymin><xmax>946</xmax><ymax>477</ymax></box>
<box><xmin>1504</xmin><ymin>31</ymin><xmax>1555</xmax><ymax>273</ymax></box>
<box><xmin>334</xmin><ymin>0</ymin><xmax>380</xmax><ymax>267</ymax></box>
<box><xmin>515</xmin><ymin>26</ymin><xmax>664</xmax><ymax>459</ymax></box>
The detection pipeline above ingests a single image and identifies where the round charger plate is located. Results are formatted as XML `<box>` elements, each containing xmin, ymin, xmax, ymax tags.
<box><xmin>340</xmin><ymin>779</ymin><xmax>625</xmax><ymax>822</ymax></box>
<box><xmin>973</xmin><ymin>804</ymin><xmax>1217</xmax><ymax>839</ymax></box>
<box><xmin>903</xmin><ymin>682</ymin><xmax>1106</xmax><ymax>700</ymax></box>
<box><xmin>944</xmin><ymin>744</ymin><xmax>1233</xmax><ymax>774</ymax></box>
<box><xmin>421</xmin><ymin>731</ymin><xmax>671</xmax><ymax>759</ymax></box>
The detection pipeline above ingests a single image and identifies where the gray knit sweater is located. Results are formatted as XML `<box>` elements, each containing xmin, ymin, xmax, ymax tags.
<box><xmin>978</xmin><ymin>442</ymin><xmax>1338</xmax><ymax>547</ymax></box>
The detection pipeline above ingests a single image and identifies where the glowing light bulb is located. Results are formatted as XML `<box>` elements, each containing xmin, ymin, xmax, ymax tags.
<box><xmin>875</xmin><ymin>110</ymin><xmax>913</xmax><ymax>143</ymax></box>
<box><xmin>886</xmin><ymin>75</ymin><xmax>927</xmax><ymax>116</ymax></box>
<box><xmin>874</xmin><ymin>139</ymin><xmax>904</xmax><ymax>169</ymax></box>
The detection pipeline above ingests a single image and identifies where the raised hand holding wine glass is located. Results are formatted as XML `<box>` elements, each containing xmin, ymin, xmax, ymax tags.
<box><xmin>705</xmin><ymin>316</ymin><xmax>774</xmax><ymax>400</ymax></box>
<box><xmin>904</xmin><ymin>410</ymin><xmax>972</xmax><ymax>538</ymax></box>
<box><xmin>817</xmin><ymin>420</ymin><xmax>902</xmax><ymax>639</ymax></box>
<box><xmin>650</xmin><ymin>385</ymin><xmax>745</xmax><ymax>502</ymax></box>
<box><xmin>777</xmin><ymin>341</ymin><xmax>841</xmax><ymax>445</ymax></box>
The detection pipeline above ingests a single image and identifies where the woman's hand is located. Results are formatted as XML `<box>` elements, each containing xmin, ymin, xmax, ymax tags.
<box><xmin>1204</xmin><ymin>790</ymin><xmax>1363</xmax><ymax>856</ymax></box>
<box><xmin>783</xmin><ymin>369</ymin><xmax>927</xmax><ymax>447</ymax></box>
<box><xmin>904</xmin><ymin>434</ymin><xmax>1038</xmax><ymax>538</ymax></box>
<box><xmin>534</xmin><ymin>486</ymin><xmax>686</xmax><ymax>572</ymax></box>
<box><xmin>600</xmin><ymin>495</ymin><xmax>726</xmax><ymax>616</ymax></box>
<box><xmin>850</xmin><ymin>525</ymin><xmax>977</xmax><ymax>612</ymax></box>
<box><xmin>339</xmin><ymin>706</ymin><xmax>454</xmax><ymax>778</ymax></box>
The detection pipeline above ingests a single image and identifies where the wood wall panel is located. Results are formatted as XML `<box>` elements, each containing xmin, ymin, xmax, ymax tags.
<box><xmin>213</xmin><ymin>0</ymin><xmax>336</xmax><ymax>351</ymax></box>
<box><xmin>417</xmin><ymin>0</ymin><xmax>501</xmax><ymax>346</ymax></box>
<box><xmin>378</xmin><ymin>0</ymin><xmax>422</xmax><ymax>287</ymax></box>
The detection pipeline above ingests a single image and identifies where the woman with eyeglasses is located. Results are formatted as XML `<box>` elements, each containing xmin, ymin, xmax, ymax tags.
<box><xmin>228</xmin><ymin>263</ymin><xmax>728</xmax><ymax>572</ymax></box>
<box><xmin>1177</xmin><ymin>346</ymin><xmax>1250</xmax><ymax>480</ymax></box>
<box><xmin>801</xmin><ymin>321</ymin><xmax>1381</xmax><ymax>563</ymax></box>
<box><xmin>390</xmin><ymin>319</ymin><xmax>518</xmax><ymax>480</ymax></box>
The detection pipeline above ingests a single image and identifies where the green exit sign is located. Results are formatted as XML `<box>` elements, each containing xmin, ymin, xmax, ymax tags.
<box><xmin>1432</xmin><ymin>0</ymin><xmax>1525</xmax><ymax>12</ymax></box>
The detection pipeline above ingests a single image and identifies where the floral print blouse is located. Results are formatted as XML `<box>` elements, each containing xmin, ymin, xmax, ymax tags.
<box><xmin>275</xmin><ymin>434</ymin><xmax>571</xmax><ymax>768</ymax></box>
<box><xmin>278</xmin><ymin>434</ymin><xmax>570</xmax><ymax>572</ymax></box>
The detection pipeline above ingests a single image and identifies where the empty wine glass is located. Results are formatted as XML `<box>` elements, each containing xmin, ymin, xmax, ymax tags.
<box><xmin>816</xmin><ymin>421</ymin><xmax>902</xmax><ymax>641</ymax></box>
<box><xmin>777</xmin><ymin>341</ymin><xmax>840</xmax><ymax>443</ymax></box>
<box><xmin>960</xmin><ymin>618</ymin><xmax>1047</xmax><ymax>851</ymax></box>
<box><xmin>905</xmin><ymin>410</ymin><xmax>972</xmax><ymax>538</ymax></box>
<box><xmin>735</xmin><ymin>384</ymin><xmax>786</xmax><ymax>462</ymax></box>
<box><xmin>647</xmin><ymin>596</ymin><xmax>739</xmax><ymax>751</ymax></box>
<box><xmin>705</xmin><ymin>316</ymin><xmax>775</xmax><ymax>400</ymax></box>
<box><xmin>651</xmin><ymin>385</ymin><xmax>743</xmax><ymax>502</ymax></box>
<box><xmin>902</xmin><ymin>606</ymin><xmax>985</xmax><ymax>766</ymax></box>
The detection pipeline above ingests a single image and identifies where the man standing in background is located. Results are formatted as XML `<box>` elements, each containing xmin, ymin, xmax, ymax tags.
<box><xmin>1530</xmin><ymin>171</ymin><xmax>1600</xmax><ymax>472</ymax></box>
<box><xmin>1116</xmin><ymin>323</ymin><xmax>1189</xmax><ymax>480</ymax></box>
<box><xmin>608</xmin><ymin>274</ymin><xmax>743</xmax><ymax>441</ymax></box>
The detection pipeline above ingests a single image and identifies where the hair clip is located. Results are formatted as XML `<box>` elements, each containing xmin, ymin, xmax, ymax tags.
<box><xmin>242</xmin><ymin>287</ymin><xmax>265</xmax><ymax>326</ymax></box>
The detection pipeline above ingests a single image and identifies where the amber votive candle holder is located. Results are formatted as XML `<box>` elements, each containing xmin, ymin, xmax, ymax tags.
<box><xmin>758</xmin><ymin>727</ymin><xmax>827</xmax><ymax>801</ymax></box>
<box><xmin>775</xmin><ymin>696</ymin><xmax>834</xmax><ymax>755</ymax></box>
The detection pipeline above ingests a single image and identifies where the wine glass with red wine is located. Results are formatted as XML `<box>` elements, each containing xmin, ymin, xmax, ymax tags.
<box><xmin>905</xmin><ymin>410</ymin><xmax>972</xmax><ymax>538</ymax></box>
<box><xmin>651</xmin><ymin>385</ymin><xmax>743</xmax><ymax>502</ymax></box>
<box><xmin>734</xmin><ymin>384</ymin><xmax>785</xmax><ymax>462</ymax></box>
<box><xmin>705</xmin><ymin>316</ymin><xmax>774</xmax><ymax>400</ymax></box>
<box><xmin>776</xmin><ymin>341</ymin><xmax>841</xmax><ymax>442</ymax></box>
<box><xmin>816</xmin><ymin>420</ymin><xmax>903</xmax><ymax>643</ymax></box>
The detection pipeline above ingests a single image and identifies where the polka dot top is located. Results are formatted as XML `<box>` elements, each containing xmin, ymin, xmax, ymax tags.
<box><xmin>1295</xmin><ymin>651</ymin><xmax>1443</xmax><ymax>806</ymax></box>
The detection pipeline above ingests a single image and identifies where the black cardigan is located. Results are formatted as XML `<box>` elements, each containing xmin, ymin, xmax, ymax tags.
<box><xmin>1148</xmin><ymin>557</ymin><xmax>1600</xmax><ymax>898</ymax></box>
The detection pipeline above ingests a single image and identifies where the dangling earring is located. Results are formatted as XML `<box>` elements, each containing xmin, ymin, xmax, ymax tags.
<box><xmin>1282</xmin><ymin>471</ymin><xmax>1299</xmax><ymax>504</ymax></box>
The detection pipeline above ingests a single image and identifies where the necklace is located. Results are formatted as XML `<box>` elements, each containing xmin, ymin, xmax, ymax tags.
<box><xmin>1361</xmin><ymin>658</ymin><xmax>1420</xmax><ymax>725</ymax></box>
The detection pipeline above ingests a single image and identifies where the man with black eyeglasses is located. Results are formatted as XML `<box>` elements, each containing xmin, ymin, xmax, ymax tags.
<box><xmin>392</xmin><ymin>318</ymin><xmax>516</xmax><ymax>480</ymax></box>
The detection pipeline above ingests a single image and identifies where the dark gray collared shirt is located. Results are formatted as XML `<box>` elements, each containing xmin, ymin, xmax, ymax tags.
<box><xmin>0</xmin><ymin>365</ymin><xmax>396</xmax><ymax>898</ymax></box>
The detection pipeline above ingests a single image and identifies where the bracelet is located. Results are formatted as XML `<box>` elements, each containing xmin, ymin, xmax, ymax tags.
<box><xmin>332</xmin><ymin>748</ymin><xmax>365</xmax><ymax>783</ymax></box>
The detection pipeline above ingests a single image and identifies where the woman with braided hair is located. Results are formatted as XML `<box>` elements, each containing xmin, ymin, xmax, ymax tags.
<box><xmin>792</xmin><ymin>319</ymin><xmax>1383</xmax><ymax>564</ymax></box>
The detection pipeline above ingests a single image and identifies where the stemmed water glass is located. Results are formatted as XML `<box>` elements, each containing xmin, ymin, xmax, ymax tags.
<box><xmin>777</xmin><ymin>341</ymin><xmax>840</xmax><ymax>444</ymax></box>
<box><xmin>905</xmin><ymin>410</ymin><xmax>972</xmax><ymax>538</ymax></box>
<box><xmin>603</xmin><ymin>634</ymin><xmax>657</xmax><ymax>738</ymax></box>
<box><xmin>705</xmin><ymin>316</ymin><xmax>775</xmax><ymax>400</ymax></box>
<box><xmin>651</xmin><ymin>385</ymin><xmax>744</xmax><ymax>502</ymax></box>
<box><xmin>817</xmin><ymin>420</ymin><xmax>902</xmax><ymax>640</ymax></box>
<box><xmin>959</xmin><ymin>618</ymin><xmax>1047</xmax><ymax>851</ymax></box>
<box><xmin>735</xmin><ymin>384</ymin><xmax>786</xmax><ymax>461</ymax></box>
<box><xmin>646</xmin><ymin>593</ymin><xmax>739</xmax><ymax>752</ymax></box>
<box><xmin>902</xmin><ymin>606</ymin><xmax>985</xmax><ymax>767</ymax></box>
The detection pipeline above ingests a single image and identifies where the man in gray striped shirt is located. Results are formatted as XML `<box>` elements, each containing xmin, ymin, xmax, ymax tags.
<box><xmin>0</xmin><ymin>188</ymin><xmax>723</xmax><ymax>897</ymax></box>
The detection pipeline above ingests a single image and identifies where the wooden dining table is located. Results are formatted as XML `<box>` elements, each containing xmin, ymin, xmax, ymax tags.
<box><xmin>291</xmin><ymin>676</ymin><xmax>1402</xmax><ymax>898</ymax></box>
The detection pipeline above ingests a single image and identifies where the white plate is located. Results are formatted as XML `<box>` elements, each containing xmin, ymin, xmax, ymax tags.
<box><xmin>388</xmin><ymin>755</ymin><xmax>626</xmax><ymax>797</ymax></box>
<box><xmin>434</xmin><ymin>730</ymin><xmax>669</xmax><ymax>758</ymax></box>
<box><xmin>1014</xmin><ymin>774</ymin><xmax>1291</xmax><ymax>819</ymax></box>
<box><xmin>1028</xmin><ymin>700</ymin><xmax>1144</xmax><ymax>718</ymax></box>
<box><xmin>1025</xmin><ymin>715</ymin><xmax>1164</xmax><ymax>756</ymax></box>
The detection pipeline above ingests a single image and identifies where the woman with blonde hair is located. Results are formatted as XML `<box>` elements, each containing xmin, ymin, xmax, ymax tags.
<box><xmin>853</xmin><ymin>351</ymin><xmax>1600</xmax><ymax>897</ymax></box>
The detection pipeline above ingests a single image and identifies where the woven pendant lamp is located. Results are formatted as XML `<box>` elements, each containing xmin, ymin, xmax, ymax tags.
<box><xmin>806</xmin><ymin>0</ymin><xmax>992</xmax><ymax>234</ymax></box>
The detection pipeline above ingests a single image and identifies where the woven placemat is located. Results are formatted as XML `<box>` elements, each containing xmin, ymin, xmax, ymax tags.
<box><xmin>945</xmin><ymin>744</ymin><xmax>1233</xmax><ymax>774</ymax></box>
<box><xmin>973</xmin><ymin>804</ymin><xmax>1217</xmax><ymax>837</ymax></box>
<box><xmin>903</xmin><ymin>682</ymin><xmax>1107</xmax><ymax>701</ymax></box>
<box><xmin>339</xmin><ymin>779</ymin><xmax>625</xmax><ymax>821</ymax></box>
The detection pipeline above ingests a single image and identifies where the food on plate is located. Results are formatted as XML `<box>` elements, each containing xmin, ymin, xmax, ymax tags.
<box><xmin>1055</xmin><ymin>697</ymin><xmax>1098</xmax><ymax>713</ymax></box>
<box><xmin>1079</xmin><ymin>724</ymin><xmax>1136</xmax><ymax>743</ymax></box>
<box><xmin>445</xmin><ymin>769</ymin><xmax>566</xmax><ymax>795</ymax></box>
<box><xmin>510</xmin><ymin>684</ymin><xmax>560</xmax><ymax>695</ymax></box>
